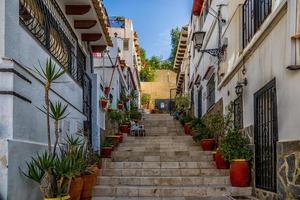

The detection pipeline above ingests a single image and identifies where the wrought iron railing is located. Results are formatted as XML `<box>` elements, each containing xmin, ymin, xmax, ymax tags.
<box><xmin>19</xmin><ymin>0</ymin><xmax>85</xmax><ymax>85</ymax></box>
<box><xmin>242</xmin><ymin>0</ymin><xmax>272</xmax><ymax>48</ymax></box>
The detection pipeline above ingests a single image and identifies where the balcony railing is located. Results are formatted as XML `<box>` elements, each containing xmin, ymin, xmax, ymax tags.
<box><xmin>19</xmin><ymin>0</ymin><xmax>85</xmax><ymax>85</ymax></box>
<box><xmin>242</xmin><ymin>0</ymin><xmax>272</xmax><ymax>48</ymax></box>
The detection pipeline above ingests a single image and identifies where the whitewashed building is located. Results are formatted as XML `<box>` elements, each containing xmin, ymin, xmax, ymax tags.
<box><xmin>0</xmin><ymin>0</ymin><xmax>111</xmax><ymax>199</ymax></box>
<box><xmin>181</xmin><ymin>0</ymin><xmax>300</xmax><ymax>199</ymax></box>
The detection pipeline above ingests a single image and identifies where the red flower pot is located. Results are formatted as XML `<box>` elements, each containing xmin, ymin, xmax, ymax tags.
<box><xmin>107</xmin><ymin>108</ymin><xmax>113</xmax><ymax>113</ymax></box>
<box><xmin>184</xmin><ymin>124</ymin><xmax>190</xmax><ymax>135</ymax></box>
<box><xmin>100</xmin><ymin>99</ymin><xmax>108</xmax><ymax>108</ymax></box>
<box><xmin>116</xmin><ymin>133</ymin><xmax>123</xmax><ymax>143</ymax></box>
<box><xmin>101</xmin><ymin>147</ymin><xmax>113</xmax><ymax>158</ymax></box>
<box><xmin>200</xmin><ymin>139</ymin><xmax>215</xmax><ymax>151</ymax></box>
<box><xmin>126</xmin><ymin>97</ymin><xmax>130</xmax><ymax>102</ymax></box>
<box><xmin>215</xmin><ymin>149</ymin><xmax>230</xmax><ymax>169</ymax></box>
<box><xmin>120</xmin><ymin>125</ymin><xmax>130</xmax><ymax>133</ymax></box>
<box><xmin>104</xmin><ymin>87</ymin><xmax>110</xmax><ymax>95</ymax></box>
<box><xmin>230</xmin><ymin>160</ymin><xmax>250</xmax><ymax>187</ymax></box>
<box><xmin>118</xmin><ymin>103</ymin><xmax>123</xmax><ymax>110</ymax></box>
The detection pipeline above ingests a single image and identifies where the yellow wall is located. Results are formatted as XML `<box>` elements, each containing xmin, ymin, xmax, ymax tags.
<box><xmin>141</xmin><ymin>70</ymin><xmax>176</xmax><ymax>109</ymax></box>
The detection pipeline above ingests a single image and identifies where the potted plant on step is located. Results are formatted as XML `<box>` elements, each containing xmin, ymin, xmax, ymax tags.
<box><xmin>192</xmin><ymin>122</ymin><xmax>216</xmax><ymax>151</ymax></box>
<box><xmin>220</xmin><ymin>129</ymin><xmax>253</xmax><ymax>187</ymax></box>
<box><xmin>101</xmin><ymin>138</ymin><xmax>114</xmax><ymax>158</ymax></box>
<box><xmin>100</xmin><ymin>97</ymin><xmax>108</xmax><ymax>109</ymax></box>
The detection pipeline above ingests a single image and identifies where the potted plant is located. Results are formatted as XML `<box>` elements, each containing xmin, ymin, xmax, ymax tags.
<box><xmin>129</xmin><ymin>109</ymin><xmax>142</xmax><ymax>122</ymax></box>
<box><xmin>215</xmin><ymin>148</ymin><xmax>230</xmax><ymax>169</ymax></box>
<box><xmin>192</xmin><ymin>122</ymin><xmax>216</xmax><ymax>151</ymax></box>
<box><xmin>180</xmin><ymin>115</ymin><xmax>192</xmax><ymax>135</ymax></box>
<box><xmin>220</xmin><ymin>129</ymin><xmax>253</xmax><ymax>187</ymax></box>
<box><xmin>101</xmin><ymin>138</ymin><xmax>113</xmax><ymax>158</ymax></box>
<box><xmin>117</xmin><ymin>100</ymin><xmax>123</xmax><ymax>110</ymax></box>
<box><xmin>100</xmin><ymin>97</ymin><xmax>108</xmax><ymax>109</ymax></box>
<box><xmin>125</xmin><ymin>96</ymin><xmax>130</xmax><ymax>102</ymax></box>
<box><xmin>107</xmin><ymin>106</ymin><xmax>113</xmax><ymax>113</ymax></box>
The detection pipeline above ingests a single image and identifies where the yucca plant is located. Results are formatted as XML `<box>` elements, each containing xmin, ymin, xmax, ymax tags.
<box><xmin>49</xmin><ymin>101</ymin><xmax>69</xmax><ymax>155</ymax></box>
<box><xmin>35</xmin><ymin>58</ymin><xmax>65</xmax><ymax>154</ymax></box>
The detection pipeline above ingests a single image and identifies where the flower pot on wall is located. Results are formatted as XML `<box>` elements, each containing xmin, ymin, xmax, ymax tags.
<box><xmin>200</xmin><ymin>139</ymin><xmax>215</xmax><ymax>151</ymax></box>
<box><xmin>215</xmin><ymin>149</ymin><xmax>230</xmax><ymax>169</ymax></box>
<box><xmin>118</xmin><ymin>103</ymin><xmax>123</xmax><ymax>110</ymax></box>
<box><xmin>100</xmin><ymin>99</ymin><xmax>108</xmax><ymax>108</ymax></box>
<box><xmin>69</xmin><ymin>177</ymin><xmax>83</xmax><ymax>200</ymax></box>
<box><xmin>230</xmin><ymin>159</ymin><xmax>250</xmax><ymax>187</ymax></box>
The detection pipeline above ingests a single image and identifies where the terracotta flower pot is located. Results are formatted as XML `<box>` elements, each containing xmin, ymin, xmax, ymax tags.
<box><xmin>100</xmin><ymin>99</ymin><xmax>108</xmax><ymax>108</ymax></box>
<box><xmin>116</xmin><ymin>133</ymin><xmax>123</xmax><ymax>143</ymax></box>
<box><xmin>200</xmin><ymin>139</ymin><xmax>215</xmax><ymax>151</ymax></box>
<box><xmin>81</xmin><ymin>173</ymin><xmax>96</xmax><ymax>200</ymax></box>
<box><xmin>118</xmin><ymin>103</ymin><xmax>123</xmax><ymax>110</ymax></box>
<box><xmin>183</xmin><ymin>124</ymin><xmax>190</xmax><ymax>135</ymax></box>
<box><xmin>119</xmin><ymin>124</ymin><xmax>130</xmax><ymax>133</ymax></box>
<box><xmin>69</xmin><ymin>177</ymin><xmax>83</xmax><ymax>200</ymax></box>
<box><xmin>101</xmin><ymin>147</ymin><xmax>113</xmax><ymax>158</ymax></box>
<box><xmin>215</xmin><ymin>149</ymin><xmax>230</xmax><ymax>169</ymax></box>
<box><xmin>104</xmin><ymin>87</ymin><xmax>110</xmax><ymax>95</ymax></box>
<box><xmin>230</xmin><ymin>159</ymin><xmax>250</xmax><ymax>187</ymax></box>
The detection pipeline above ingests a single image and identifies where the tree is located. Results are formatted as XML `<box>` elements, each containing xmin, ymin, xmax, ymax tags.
<box><xmin>169</xmin><ymin>27</ymin><xmax>181</xmax><ymax>66</ymax></box>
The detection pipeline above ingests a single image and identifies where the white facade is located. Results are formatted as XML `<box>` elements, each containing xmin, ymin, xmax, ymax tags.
<box><xmin>0</xmin><ymin>0</ymin><xmax>110</xmax><ymax>199</ymax></box>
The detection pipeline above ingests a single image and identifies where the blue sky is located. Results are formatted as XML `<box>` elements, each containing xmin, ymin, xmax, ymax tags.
<box><xmin>104</xmin><ymin>0</ymin><xmax>193</xmax><ymax>60</ymax></box>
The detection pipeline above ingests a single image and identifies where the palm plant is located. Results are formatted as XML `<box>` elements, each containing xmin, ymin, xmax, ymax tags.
<box><xmin>35</xmin><ymin>59</ymin><xmax>65</xmax><ymax>154</ymax></box>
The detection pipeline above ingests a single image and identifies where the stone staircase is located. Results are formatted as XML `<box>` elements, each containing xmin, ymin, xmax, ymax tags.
<box><xmin>93</xmin><ymin>114</ymin><xmax>252</xmax><ymax>200</ymax></box>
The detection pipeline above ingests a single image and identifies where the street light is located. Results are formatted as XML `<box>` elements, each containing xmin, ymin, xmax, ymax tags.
<box><xmin>192</xmin><ymin>31</ymin><xmax>206</xmax><ymax>52</ymax></box>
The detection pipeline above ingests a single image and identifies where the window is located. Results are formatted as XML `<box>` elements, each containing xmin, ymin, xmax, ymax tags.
<box><xmin>123</xmin><ymin>38</ymin><xmax>129</xmax><ymax>51</ymax></box>
<box><xmin>233</xmin><ymin>95</ymin><xmax>243</xmax><ymax>130</ymax></box>
<box><xmin>242</xmin><ymin>0</ymin><xmax>272</xmax><ymax>48</ymax></box>
<box><xmin>206</xmin><ymin>74</ymin><xmax>215</xmax><ymax>109</ymax></box>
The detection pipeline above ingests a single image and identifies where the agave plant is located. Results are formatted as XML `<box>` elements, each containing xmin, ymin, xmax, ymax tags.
<box><xmin>34</xmin><ymin>58</ymin><xmax>65</xmax><ymax>154</ymax></box>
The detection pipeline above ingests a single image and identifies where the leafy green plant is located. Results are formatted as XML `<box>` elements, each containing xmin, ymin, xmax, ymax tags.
<box><xmin>108</xmin><ymin>110</ymin><xmax>123</xmax><ymax>123</ymax></box>
<box><xmin>192</xmin><ymin>123</ymin><xmax>215</xmax><ymax>142</ymax></box>
<box><xmin>102</xmin><ymin>138</ymin><xmax>113</xmax><ymax>148</ymax></box>
<box><xmin>175</xmin><ymin>93</ymin><xmax>190</xmax><ymax>112</ymax></box>
<box><xmin>141</xmin><ymin>93</ymin><xmax>151</xmax><ymax>107</ymax></box>
<box><xmin>220</xmin><ymin>129</ymin><xmax>253</xmax><ymax>162</ymax></box>
<box><xmin>179</xmin><ymin>114</ymin><xmax>192</xmax><ymax>125</ymax></box>
<box><xmin>130</xmin><ymin>109</ymin><xmax>142</xmax><ymax>120</ymax></box>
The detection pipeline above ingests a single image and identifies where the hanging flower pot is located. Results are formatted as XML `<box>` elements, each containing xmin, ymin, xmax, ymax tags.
<box><xmin>215</xmin><ymin>149</ymin><xmax>230</xmax><ymax>169</ymax></box>
<box><xmin>107</xmin><ymin>108</ymin><xmax>113</xmax><ymax>113</ymax></box>
<box><xmin>200</xmin><ymin>139</ymin><xmax>215</xmax><ymax>151</ymax></box>
<box><xmin>69</xmin><ymin>176</ymin><xmax>83</xmax><ymax>200</ymax></box>
<box><xmin>104</xmin><ymin>87</ymin><xmax>110</xmax><ymax>95</ymax></box>
<box><xmin>118</xmin><ymin>103</ymin><xmax>123</xmax><ymax>110</ymax></box>
<box><xmin>230</xmin><ymin>159</ymin><xmax>250</xmax><ymax>187</ymax></box>
<box><xmin>126</xmin><ymin>97</ymin><xmax>130</xmax><ymax>102</ymax></box>
<box><xmin>100</xmin><ymin>98</ymin><xmax>108</xmax><ymax>108</ymax></box>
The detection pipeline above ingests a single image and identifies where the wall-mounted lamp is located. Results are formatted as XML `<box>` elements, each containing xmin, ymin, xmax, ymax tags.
<box><xmin>235</xmin><ymin>78</ymin><xmax>248</xmax><ymax>96</ymax></box>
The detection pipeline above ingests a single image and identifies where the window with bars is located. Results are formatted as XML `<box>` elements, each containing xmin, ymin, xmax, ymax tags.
<box><xmin>123</xmin><ymin>38</ymin><xmax>129</xmax><ymax>51</ymax></box>
<box><xmin>206</xmin><ymin>74</ymin><xmax>215</xmax><ymax>110</ymax></box>
<box><xmin>242</xmin><ymin>0</ymin><xmax>272</xmax><ymax>48</ymax></box>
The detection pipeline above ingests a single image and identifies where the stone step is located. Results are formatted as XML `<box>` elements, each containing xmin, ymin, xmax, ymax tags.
<box><xmin>92</xmin><ymin>197</ymin><xmax>230</xmax><ymax>200</ymax></box>
<box><xmin>117</xmin><ymin>146</ymin><xmax>201</xmax><ymax>152</ymax></box>
<box><xmin>97</xmin><ymin>176</ymin><xmax>230</xmax><ymax>186</ymax></box>
<box><xmin>112</xmin><ymin>151</ymin><xmax>211</xmax><ymax>158</ymax></box>
<box><xmin>125</xmin><ymin>136</ymin><xmax>192</xmax><ymax>141</ymax></box>
<box><xmin>101</xmin><ymin>168</ymin><xmax>228</xmax><ymax>177</ymax></box>
<box><xmin>103</xmin><ymin>161</ymin><xmax>215</xmax><ymax>169</ymax></box>
<box><xmin>118</xmin><ymin>143</ymin><xmax>199</xmax><ymax>148</ymax></box>
<box><xmin>93</xmin><ymin>185</ymin><xmax>252</xmax><ymax>197</ymax></box>
<box><xmin>112</xmin><ymin>152</ymin><xmax>212</xmax><ymax>162</ymax></box>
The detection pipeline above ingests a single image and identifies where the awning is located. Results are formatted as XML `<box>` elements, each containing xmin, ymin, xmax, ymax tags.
<box><xmin>192</xmin><ymin>0</ymin><xmax>204</xmax><ymax>16</ymax></box>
